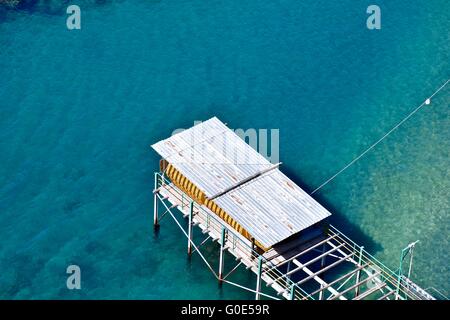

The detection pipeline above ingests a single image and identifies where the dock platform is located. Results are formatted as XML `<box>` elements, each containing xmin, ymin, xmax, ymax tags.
<box><xmin>151</xmin><ymin>117</ymin><xmax>435</xmax><ymax>300</ymax></box>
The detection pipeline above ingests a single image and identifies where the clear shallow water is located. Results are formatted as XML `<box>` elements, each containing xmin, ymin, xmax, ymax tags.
<box><xmin>0</xmin><ymin>0</ymin><xmax>448</xmax><ymax>299</ymax></box>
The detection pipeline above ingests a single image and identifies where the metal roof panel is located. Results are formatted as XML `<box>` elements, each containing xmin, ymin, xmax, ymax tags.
<box><xmin>152</xmin><ymin>117</ymin><xmax>331</xmax><ymax>247</ymax></box>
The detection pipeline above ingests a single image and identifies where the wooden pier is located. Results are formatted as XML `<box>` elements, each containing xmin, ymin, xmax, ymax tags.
<box><xmin>151</xmin><ymin>117</ymin><xmax>435</xmax><ymax>300</ymax></box>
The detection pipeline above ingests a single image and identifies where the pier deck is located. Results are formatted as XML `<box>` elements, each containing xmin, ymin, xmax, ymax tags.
<box><xmin>155</xmin><ymin>173</ymin><xmax>429</xmax><ymax>300</ymax></box>
<box><xmin>151</xmin><ymin>117</ymin><xmax>434</xmax><ymax>300</ymax></box>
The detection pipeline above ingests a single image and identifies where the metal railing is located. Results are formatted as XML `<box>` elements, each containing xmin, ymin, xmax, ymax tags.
<box><xmin>327</xmin><ymin>225</ymin><xmax>424</xmax><ymax>300</ymax></box>
<box><xmin>155</xmin><ymin>172</ymin><xmax>310</xmax><ymax>300</ymax></box>
<box><xmin>155</xmin><ymin>171</ymin><xmax>432</xmax><ymax>300</ymax></box>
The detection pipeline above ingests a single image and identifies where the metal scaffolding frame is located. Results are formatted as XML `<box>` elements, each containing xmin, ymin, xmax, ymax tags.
<box><xmin>153</xmin><ymin>171</ymin><xmax>435</xmax><ymax>300</ymax></box>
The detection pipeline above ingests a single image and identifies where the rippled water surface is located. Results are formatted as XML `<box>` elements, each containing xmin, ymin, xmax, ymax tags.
<box><xmin>0</xmin><ymin>0</ymin><xmax>448</xmax><ymax>298</ymax></box>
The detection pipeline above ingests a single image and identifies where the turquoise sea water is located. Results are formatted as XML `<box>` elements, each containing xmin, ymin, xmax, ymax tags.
<box><xmin>0</xmin><ymin>1</ymin><xmax>448</xmax><ymax>299</ymax></box>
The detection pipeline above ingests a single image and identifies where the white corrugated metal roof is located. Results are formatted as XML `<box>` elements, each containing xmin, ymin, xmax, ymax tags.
<box><xmin>151</xmin><ymin>117</ymin><xmax>331</xmax><ymax>248</ymax></box>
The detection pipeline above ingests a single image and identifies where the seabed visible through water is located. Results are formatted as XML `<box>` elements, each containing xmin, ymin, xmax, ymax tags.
<box><xmin>0</xmin><ymin>0</ymin><xmax>448</xmax><ymax>299</ymax></box>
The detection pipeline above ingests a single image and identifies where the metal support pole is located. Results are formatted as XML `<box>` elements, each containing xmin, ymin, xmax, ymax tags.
<box><xmin>395</xmin><ymin>272</ymin><xmax>402</xmax><ymax>299</ymax></box>
<box><xmin>255</xmin><ymin>256</ymin><xmax>263</xmax><ymax>300</ymax></box>
<box><xmin>407</xmin><ymin>241</ymin><xmax>419</xmax><ymax>279</ymax></box>
<box><xmin>251</xmin><ymin>239</ymin><xmax>256</xmax><ymax>260</ymax></box>
<box><xmin>286</xmin><ymin>260</ymin><xmax>292</xmax><ymax>280</ymax></box>
<box><xmin>218</xmin><ymin>227</ymin><xmax>226</xmax><ymax>282</ymax></box>
<box><xmin>289</xmin><ymin>284</ymin><xmax>295</xmax><ymax>300</ymax></box>
<box><xmin>320</xmin><ymin>243</ymin><xmax>327</xmax><ymax>267</ymax></box>
<box><xmin>395</xmin><ymin>241</ymin><xmax>419</xmax><ymax>300</ymax></box>
<box><xmin>181</xmin><ymin>193</ymin><xmax>184</xmax><ymax>209</ymax></box>
<box><xmin>318</xmin><ymin>243</ymin><xmax>327</xmax><ymax>299</ymax></box>
<box><xmin>187</xmin><ymin>201</ymin><xmax>194</xmax><ymax>255</ymax></box>
<box><xmin>396</xmin><ymin>244</ymin><xmax>408</xmax><ymax>300</ymax></box>
<box><xmin>318</xmin><ymin>284</ymin><xmax>324</xmax><ymax>300</ymax></box>
<box><xmin>153</xmin><ymin>172</ymin><xmax>159</xmax><ymax>227</ymax></box>
<box><xmin>354</xmin><ymin>246</ymin><xmax>364</xmax><ymax>297</ymax></box>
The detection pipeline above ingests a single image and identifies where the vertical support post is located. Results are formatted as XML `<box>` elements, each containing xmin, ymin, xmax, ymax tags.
<box><xmin>407</xmin><ymin>248</ymin><xmax>414</xmax><ymax>280</ymax></box>
<box><xmin>395</xmin><ymin>241</ymin><xmax>418</xmax><ymax>300</ymax></box>
<box><xmin>354</xmin><ymin>245</ymin><xmax>364</xmax><ymax>297</ymax></box>
<box><xmin>187</xmin><ymin>201</ymin><xmax>194</xmax><ymax>255</ymax></box>
<box><xmin>286</xmin><ymin>260</ymin><xmax>292</xmax><ymax>280</ymax></box>
<box><xmin>318</xmin><ymin>284</ymin><xmax>324</xmax><ymax>300</ymax></box>
<box><xmin>406</xmin><ymin>241</ymin><xmax>419</xmax><ymax>279</ymax></box>
<box><xmin>218</xmin><ymin>227</ymin><xmax>226</xmax><ymax>282</ymax></box>
<box><xmin>320</xmin><ymin>243</ymin><xmax>327</xmax><ymax>268</ymax></box>
<box><xmin>319</xmin><ymin>243</ymin><xmax>327</xmax><ymax>299</ymax></box>
<box><xmin>255</xmin><ymin>256</ymin><xmax>263</xmax><ymax>300</ymax></box>
<box><xmin>251</xmin><ymin>238</ymin><xmax>256</xmax><ymax>260</ymax></box>
<box><xmin>396</xmin><ymin>244</ymin><xmax>410</xmax><ymax>300</ymax></box>
<box><xmin>395</xmin><ymin>257</ymin><xmax>403</xmax><ymax>300</ymax></box>
<box><xmin>289</xmin><ymin>284</ymin><xmax>295</xmax><ymax>300</ymax></box>
<box><xmin>181</xmin><ymin>193</ymin><xmax>185</xmax><ymax>209</ymax></box>
<box><xmin>153</xmin><ymin>172</ymin><xmax>159</xmax><ymax>227</ymax></box>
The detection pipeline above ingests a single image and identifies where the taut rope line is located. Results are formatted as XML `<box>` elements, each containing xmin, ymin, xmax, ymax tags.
<box><xmin>311</xmin><ymin>79</ymin><xmax>449</xmax><ymax>195</ymax></box>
